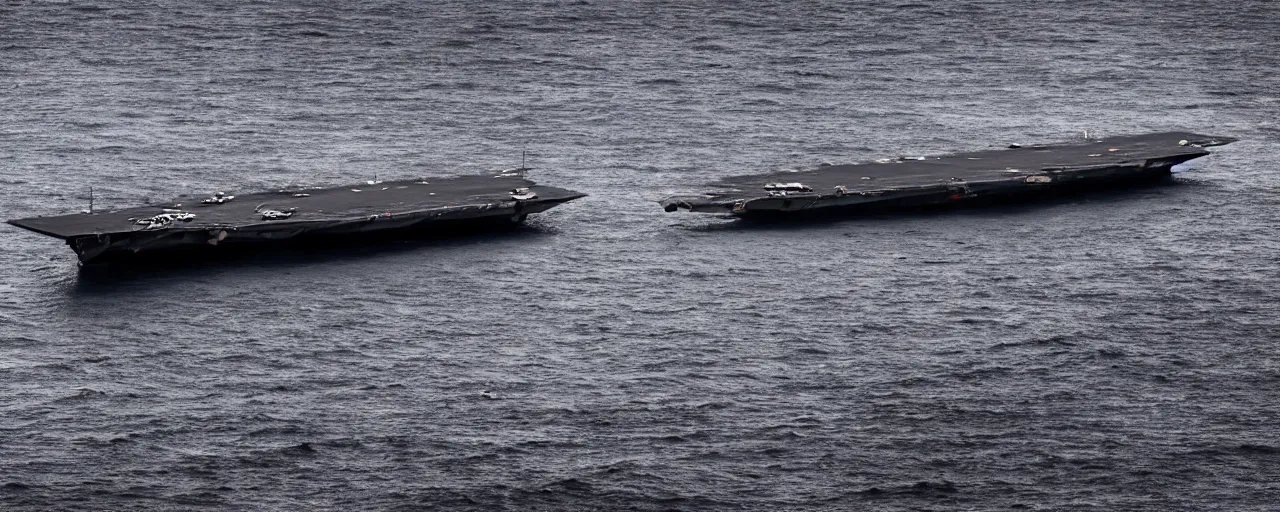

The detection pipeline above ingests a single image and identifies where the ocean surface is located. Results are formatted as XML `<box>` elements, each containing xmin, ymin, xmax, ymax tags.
<box><xmin>2</xmin><ymin>1</ymin><xmax>1279</xmax><ymax>510</ymax></box>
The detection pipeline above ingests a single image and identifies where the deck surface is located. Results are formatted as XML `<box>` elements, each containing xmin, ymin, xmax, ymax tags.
<box><xmin>697</xmin><ymin>132</ymin><xmax>1233</xmax><ymax>201</ymax></box>
<box><xmin>9</xmin><ymin>174</ymin><xmax>585</xmax><ymax>239</ymax></box>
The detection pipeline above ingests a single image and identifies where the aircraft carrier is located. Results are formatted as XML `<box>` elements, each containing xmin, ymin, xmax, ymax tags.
<box><xmin>8</xmin><ymin>172</ymin><xmax>586</xmax><ymax>264</ymax></box>
<box><xmin>660</xmin><ymin>132</ymin><xmax>1235</xmax><ymax>218</ymax></box>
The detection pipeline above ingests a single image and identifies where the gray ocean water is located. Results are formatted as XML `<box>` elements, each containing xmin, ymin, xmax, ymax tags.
<box><xmin>2</xmin><ymin>1</ymin><xmax>1279</xmax><ymax>510</ymax></box>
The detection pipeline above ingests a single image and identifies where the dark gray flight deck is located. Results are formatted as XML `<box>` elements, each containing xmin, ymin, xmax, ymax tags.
<box><xmin>660</xmin><ymin>131</ymin><xmax>1236</xmax><ymax>217</ymax></box>
<box><xmin>8</xmin><ymin>173</ymin><xmax>585</xmax><ymax>263</ymax></box>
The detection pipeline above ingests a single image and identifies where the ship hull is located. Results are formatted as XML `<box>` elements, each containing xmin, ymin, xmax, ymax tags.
<box><xmin>733</xmin><ymin>159</ymin><xmax>1189</xmax><ymax>220</ymax></box>
<box><xmin>8</xmin><ymin>174</ymin><xmax>586</xmax><ymax>265</ymax></box>
<box><xmin>62</xmin><ymin>200</ymin><xmax>567</xmax><ymax>264</ymax></box>
<box><xmin>660</xmin><ymin>132</ymin><xmax>1235</xmax><ymax>219</ymax></box>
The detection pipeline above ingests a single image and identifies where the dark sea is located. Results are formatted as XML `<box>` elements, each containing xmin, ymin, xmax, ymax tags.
<box><xmin>2</xmin><ymin>1</ymin><xmax>1279</xmax><ymax>510</ymax></box>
